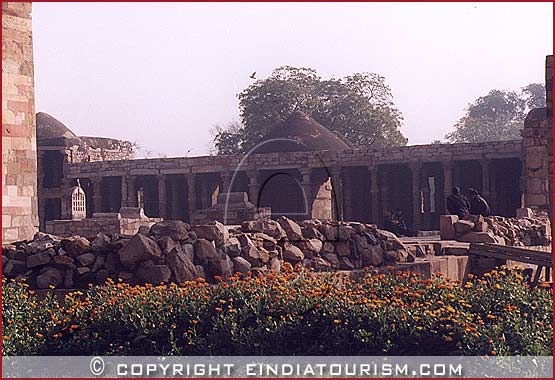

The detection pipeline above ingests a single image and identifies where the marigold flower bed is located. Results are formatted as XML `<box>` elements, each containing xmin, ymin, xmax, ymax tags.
<box><xmin>2</xmin><ymin>265</ymin><xmax>552</xmax><ymax>356</ymax></box>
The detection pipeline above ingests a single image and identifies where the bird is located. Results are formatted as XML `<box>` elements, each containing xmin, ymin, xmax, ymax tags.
<box><xmin>249</xmin><ymin>71</ymin><xmax>256</xmax><ymax>79</ymax></box>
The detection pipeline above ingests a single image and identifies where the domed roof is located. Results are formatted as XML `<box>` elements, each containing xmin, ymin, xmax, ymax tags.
<box><xmin>254</xmin><ymin>111</ymin><xmax>350</xmax><ymax>153</ymax></box>
<box><xmin>36</xmin><ymin>112</ymin><xmax>78</xmax><ymax>140</ymax></box>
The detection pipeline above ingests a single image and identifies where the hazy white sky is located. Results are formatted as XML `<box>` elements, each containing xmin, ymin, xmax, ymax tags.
<box><xmin>32</xmin><ymin>2</ymin><xmax>553</xmax><ymax>157</ymax></box>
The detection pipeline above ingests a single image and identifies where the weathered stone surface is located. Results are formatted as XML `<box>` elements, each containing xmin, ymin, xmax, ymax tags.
<box><xmin>136</xmin><ymin>262</ymin><xmax>171</xmax><ymax>284</ymax></box>
<box><xmin>96</xmin><ymin>269</ymin><xmax>110</xmax><ymax>285</ymax></box>
<box><xmin>76</xmin><ymin>253</ymin><xmax>96</xmax><ymax>267</ymax></box>
<box><xmin>224</xmin><ymin>237</ymin><xmax>241</xmax><ymax>257</ymax></box>
<box><xmin>241</xmin><ymin>220</ymin><xmax>264</xmax><ymax>233</ymax></box>
<box><xmin>91</xmin><ymin>256</ymin><xmax>106</xmax><ymax>272</ymax></box>
<box><xmin>194</xmin><ymin>239</ymin><xmax>222</xmax><ymax>263</ymax></box>
<box><xmin>294</xmin><ymin>239</ymin><xmax>322</xmax><ymax>258</ymax></box>
<box><xmin>157</xmin><ymin>236</ymin><xmax>179</xmax><ymax>254</ymax></box>
<box><xmin>282</xmin><ymin>242</ymin><xmax>304</xmax><ymax>262</ymax></box>
<box><xmin>231</xmin><ymin>256</ymin><xmax>252</xmax><ymax>274</ymax></box>
<box><xmin>91</xmin><ymin>233</ymin><xmax>111</xmax><ymax>252</ymax></box>
<box><xmin>360</xmin><ymin>245</ymin><xmax>383</xmax><ymax>267</ymax></box>
<box><xmin>26</xmin><ymin>251</ymin><xmax>52</xmax><ymax>268</ymax></box>
<box><xmin>65</xmin><ymin>237</ymin><xmax>90</xmax><ymax>258</ymax></box>
<box><xmin>458</xmin><ymin>231</ymin><xmax>497</xmax><ymax>244</ymax></box>
<box><xmin>317</xmin><ymin>224</ymin><xmax>338</xmax><ymax>241</ymax></box>
<box><xmin>76</xmin><ymin>267</ymin><xmax>91</xmax><ymax>276</ymax></box>
<box><xmin>2</xmin><ymin>259</ymin><xmax>26</xmax><ymax>276</ymax></box>
<box><xmin>36</xmin><ymin>267</ymin><xmax>63</xmax><ymax>289</ymax></box>
<box><xmin>269</xmin><ymin>258</ymin><xmax>282</xmax><ymax>272</ymax></box>
<box><xmin>473</xmin><ymin>221</ymin><xmax>488</xmax><ymax>233</ymax></box>
<box><xmin>454</xmin><ymin>220</ymin><xmax>474</xmax><ymax>235</ymax></box>
<box><xmin>150</xmin><ymin>221</ymin><xmax>189</xmax><ymax>240</ymax></box>
<box><xmin>377</xmin><ymin>229</ymin><xmax>405</xmax><ymax>250</ymax></box>
<box><xmin>323</xmin><ymin>253</ymin><xmax>340</xmax><ymax>268</ymax></box>
<box><xmin>278</xmin><ymin>217</ymin><xmax>304</xmax><ymax>241</ymax></box>
<box><xmin>192</xmin><ymin>221</ymin><xmax>226</xmax><ymax>243</ymax></box>
<box><xmin>440</xmin><ymin>215</ymin><xmax>458</xmax><ymax>240</ymax></box>
<box><xmin>119</xmin><ymin>234</ymin><xmax>162</xmax><ymax>269</ymax></box>
<box><xmin>335</xmin><ymin>241</ymin><xmax>350</xmax><ymax>257</ymax></box>
<box><xmin>181</xmin><ymin>243</ymin><xmax>195</xmax><ymax>262</ymax></box>
<box><xmin>339</xmin><ymin>256</ymin><xmax>355</xmax><ymax>270</ymax></box>
<box><xmin>166</xmin><ymin>246</ymin><xmax>198</xmax><ymax>283</ymax></box>
<box><xmin>205</xmin><ymin>256</ymin><xmax>234</xmax><ymax>278</ymax></box>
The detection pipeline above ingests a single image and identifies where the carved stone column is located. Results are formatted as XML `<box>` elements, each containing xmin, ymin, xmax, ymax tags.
<box><xmin>300</xmin><ymin>168</ymin><xmax>313</xmax><ymax>218</ymax></box>
<box><xmin>92</xmin><ymin>177</ymin><xmax>102</xmax><ymax>213</ymax></box>
<box><xmin>220</xmin><ymin>171</ymin><xmax>231</xmax><ymax>194</ymax></box>
<box><xmin>120</xmin><ymin>175</ymin><xmax>128</xmax><ymax>208</ymax></box>
<box><xmin>369</xmin><ymin>165</ymin><xmax>380</xmax><ymax>224</ymax></box>
<box><xmin>480</xmin><ymin>159</ymin><xmax>491</xmax><ymax>200</ymax></box>
<box><xmin>247</xmin><ymin>170</ymin><xmax>259</xmax><ymax>206</ymax></box>
<box><xmin>186</xmin><ymin>173</ymin><xmax>196</xmax><ymax>220</ymax></box>
<box><xmin>409</xmin><ymin>163</ymin><xmax>422</xmax><ymax>233</ymax></box>
<box><xmin>330</xmin><ymin>167</ymin><xmax>343</xmax><ymax>221</ymax></box>
<box><xmin>127</xmin><ymin>175</ymin><xmax>137</xmax><ymax>207</ymax></box>
<box><xmin>157</xmin><ymin>174</ymin><xmax>167</xmax><ymax>219</ymax></box>
<box><xmin>442</xmin><ymin>161</ymin><xmax>453</xmax><ymax>213</ymax></box>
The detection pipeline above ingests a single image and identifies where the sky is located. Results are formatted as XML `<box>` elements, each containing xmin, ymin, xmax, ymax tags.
<box><xmin>32</xmin><ymin>2</ymin><xmax>553</xmax><ymax>158</ymax></box>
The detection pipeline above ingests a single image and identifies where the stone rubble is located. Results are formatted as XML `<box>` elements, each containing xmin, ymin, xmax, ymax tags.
<box><xmin>440</xmin><ymin>209</ymin><xmax>551</xmax><ymax>247</ymax></box>
<box><xmin>2</xmin><ymin>217</ymin><xmax>414</xmax><ymax>289</ymax></box>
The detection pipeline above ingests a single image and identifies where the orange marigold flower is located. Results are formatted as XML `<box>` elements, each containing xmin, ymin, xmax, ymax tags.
<box><xmin>215</xmin><ymin>307</ymin><xmax>222</xmax><ymax>312</ymax></box>
<box><xmin>36</xmin><ymin>333</ymin><xmax>44</xmax><ymax>338</ymax></box>
<box><xmin>333</xmin><ymin>319</ymin><xmax>341</xmax><ymax>325</ymax></box>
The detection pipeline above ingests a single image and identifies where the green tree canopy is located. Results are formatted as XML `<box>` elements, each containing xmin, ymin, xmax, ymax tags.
<box><xmin>213</xmin><ymin>66</ymin><xmax>407</xmax><ymax>155</ymax></box>
<box><xmin>445</xmin><ymin>83</ymin><xmax>546</xmax><ymax>143</ymax></box>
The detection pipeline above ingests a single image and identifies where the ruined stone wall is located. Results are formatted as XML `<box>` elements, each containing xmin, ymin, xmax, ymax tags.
<box><xmin>2</xmin><ymin>3</ymin><xmax>39</xmax><ymax>242</ymax></box>
<box><xmin>521</xmin><ymin>55</ymin><xmax>552</xmax><ymax>213</ymax></box>
<box><xmin>45</xmin><ymin>216</ymin><xmax>161</xmax><ymax>238</ymax></box>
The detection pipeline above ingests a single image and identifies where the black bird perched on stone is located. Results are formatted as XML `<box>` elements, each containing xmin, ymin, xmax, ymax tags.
<box><xmin>249</xmin><ymin>71</ymin><xmax>256</xmax><ymax>79</ymax></box>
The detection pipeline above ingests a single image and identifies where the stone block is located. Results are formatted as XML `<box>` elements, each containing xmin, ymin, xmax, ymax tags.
<box><xmin>458</xmin><ymin>231</ymin><xmax>497</xmax><ymax>244</ymax></box>
<box><xmin>473</xmin><ymin>221</ymin><xmax>488</xmax><ymax>233</ymax></box>
<box><xmin>455</xmin><ymin>220</ymin><xmax>475</xmax><ymax>235</ymax></box>
<box><xmin>440</xmin><ymin>215</ymin><xmax>458</xmax><ymax>240</ymax></box>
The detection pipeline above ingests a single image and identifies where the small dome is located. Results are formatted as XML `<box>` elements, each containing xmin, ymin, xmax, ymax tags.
<box><xmin>254</xmin><ymin>111</ymin><xmax>350</xmax><ymax>153</ymax></box>
<box><xmin>36</xmin><ymin>112</ymin><xmax>78</xmax><ymax>140</ymax></box>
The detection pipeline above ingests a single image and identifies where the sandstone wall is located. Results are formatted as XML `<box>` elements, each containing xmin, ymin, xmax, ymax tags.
<box><xmin>2</xmin><ymin>3</ymin><xmax>38</xmax><ymax>242</ymax></box>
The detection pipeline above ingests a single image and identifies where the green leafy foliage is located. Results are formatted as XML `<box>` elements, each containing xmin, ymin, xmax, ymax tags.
<box><xmin>213</xmin><ymin>66</ymin><xmax>407</xmax><ymax>155</ymax></box>
<box><xmin>445</xmin><ymin>84</ymin><xmax>546</xmax><ymax>143</ymax></box>
<box><xmin>2</xmin><ymin>267</ymin><xmax>552</xmax><ymax>356</ymax></box>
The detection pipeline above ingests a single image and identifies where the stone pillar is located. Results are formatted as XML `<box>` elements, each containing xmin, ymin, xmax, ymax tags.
<box><xmin>221</xmin><ymin>171</ymin><xmax>231</xmax><ymax>193</ymax></box>
<box><xmin>157</xmin><ymin>174</ymin><xmax>167</xmax><ymax>219</ymax></box>
<box><xmin>92</xmin><ymin>177</ymin><xmax>102</xmax><ymax>213</ymax></box>
<box><xmin>409</xmin><ymin>163</ymin><xmax>422</xmax><ymax>233</ymax></box>
<box><xmin>369</xmin><ymin>166</ymin><xmax>380</xmax><ymax>224</ymax></box>
<box><xmin>120</xmin><ymin>175</ymin><xmax>128</xmax><ymax>208</ymax></box>
<box><xmin>330</xmin><ymin>167</ymin><xmax>343</xmax><ymax>221</ymax></box>
<box><xmin>186</xmin><ymin>173</ymin><xmax>196</xmax><ymax>218</ymax></box>
<box><xmin>380</xmin><ymin>169</ymin><xmax>390</xmax><ymax>220</ymax></box>
<box><xmin>2</xmin><ymin>3</ymin><xmax>39</xmax><ymax>242</ymax></box>
<box><xmin>342</xmin><ymin>169</ymin><xmax>353</xmax><ymax>221</ymax></box>
<box><xmin>480</xmin><ymin>159</ymin><xmax>491</xmax><ymax>201</ymax></box>
<box><xmin>442</xmin><ymin>161</ymin><xmax>453</xmax><ymax>213</ymax></box>
<box><xmin>247</xmin><ymin>170</ymin><xmax>259</xmax><ymax>206</ymax></box>
<box><xmin>421</xmin><ymin>171</ymin><xmax>431</xmax><ymax>229</ymax></box>
<box><xmin>300</xmin><ymin>168</ymin><xmax>313</xmax><ymax>218</ymax></box>
<box><xmin>170</xmin><ymin>176</ymin><xmax>180</xmax><ymax>219</ymax></box>
<box><xmin>126</xmin><ymin>176</ymin><xmax>137</xmax><ymax>207</ymax></box>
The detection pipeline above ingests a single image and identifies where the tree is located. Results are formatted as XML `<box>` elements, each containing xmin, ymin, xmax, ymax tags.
<box><xmin>212</xmin><ymin>66</ymin><xmax>407</xmax><ymax>155</ymax></box>
<box><xmin>445</xmin><ymin>84</ymin><xmax>546</xmax><ymax>143</ymax></box>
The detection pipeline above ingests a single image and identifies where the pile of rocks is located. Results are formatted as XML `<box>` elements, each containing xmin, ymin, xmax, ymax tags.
<box><xmin>440</xmin><ymin>211</ymin><xmax>551</xmax><ymax>246</ymax></box>
<box><xmin>2</xmin><ymin>217</ymin><xmax>413</xmax><ymax>289</ymax></box>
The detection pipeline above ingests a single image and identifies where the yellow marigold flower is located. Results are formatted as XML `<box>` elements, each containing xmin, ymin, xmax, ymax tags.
<box><xmin>443</xmin><ymin>336</ymin><xmax>453</xmax><ymax>342</ymax></box>
<box><xmin>49</xmin><ymin>285</ymin><xmax>55</xmax><ymax>289</ymax></box>
<box><xmin>416</xmin><ymin>326</ymin><xmax>423</xmax><ymax>331</ymax></box>
<box><xmin>333</xmin><ymin>319</ymin><xmax>341</xmax><ymax>325</ymax></box>
<box><xmin>215</xmin><ymin>307</ymin><xmax>222</xmax><ymax>312</ymax></box>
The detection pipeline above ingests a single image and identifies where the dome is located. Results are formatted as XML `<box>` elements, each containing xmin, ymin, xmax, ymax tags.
<box><xmin>253</xmin><ymin>111</ymin><xmax>351</xmax><ymax>154</ymax></box>
<box><xmin>36</xmin><ymin>112</ymin><xmax>78</xmax><ymax>140</ymax></box>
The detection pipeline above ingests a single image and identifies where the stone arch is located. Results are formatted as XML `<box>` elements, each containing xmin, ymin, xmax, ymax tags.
<box><xmin>257</xmin><ymin>171</ymin><xmax>308</xmax><ymax>220</ymax></box>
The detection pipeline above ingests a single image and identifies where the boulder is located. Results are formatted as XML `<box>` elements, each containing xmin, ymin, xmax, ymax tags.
<box><xmin>338</xmin><ymin>225</ymin><xmax>354</xmax><ymax>241</ymax></box>
<box><xmin>335</xmin><ymin>241</ymin><xmax>351</xmax><ymax>257</ymax></box>
<box><xmin>150</xmin><ymin>220</ymin><xmax>190</xmax><ymax>240</ymax></box>
<box><xmin>323</xmin><ymin>253</ymin><xmax>340</xmax><ymax>269</ymax></box>
<box><xmin>76</xmin><ymin>253</ymin><xmax>96</xmax><ymax>267</ymax></box>
<box><xmin>224</xmin><ymin>237</ymin><xmax>241</xmax><ymax>257</ymax></box>
<box><xmin>231</xmin><ymin>256</ymin><xmax>252</xmax><ymax>274</ymax></box>
<box><xmin>205</xmin><ymin>256</ymin><xmax>234</xmax><ymax>278</ymax></box>
<box><xmin>473</xmin><ymin>221</ymin><xmax>489</xmax><ymax>233</ymax></box>
<box><xmin>2</xmin><ymin>259</ymin><xmax>26</xmax><ymax>277</ymax></box>
<box><xmin>36</xmin><ymin>267</ymin><xmax>63</xmax><ymax>289</ymax></box>
<box><xmin>26</xmin><ymin>251</ymin><xmax>52</xmax><ymax>268</ymax></box>
<box><xmin>181</xmin><ymin>243</ymin><xmax>195</xmax><ymax>262</ymax></box>
<box><xmin>64</xmin><ymin>236</ymin><xmax>90</xmax><ymax>258</ymax></box>
<box><xmin>76</xmin><ymin>267</ymin><xmax>91</xmax><ymax>276</ymax></box>
<box><xmin>157</xmin><ymin>236</ymin><xmax>179</xmax><ymax>254</ymax></box>
<box><xmin>440</xmin><ymin>215</ymin><xmax>458</xmax><ymax>240</ymax></box>
<box><xmin>119</xmin><ymin>234</ymin><xmax>162</xmax><ymax>269</ymax></box>
<box><xmin>91</xmin><ymin>256</ymin><xmax>106</xmax><ymax>272</ymax></box>
<box><xmin>194</xmin><ymin>239</ymin><xmax>222</xmax><ymax>263</ymax></box>
<box><xmin>282</xmin><ymin>243</ymin><xmax>304</xmax><ymax>262</ymax></box>
<box><xmin>360</xmin><ymin>245</ymin><xmax>383</xmax><ymax>267</ymax></box>
<box><xmin>241</xmin><ymin>220</ymin><xmax>264</xmax><ymax>233</ymax></box>
<box><xmin>339</xmin><ymin>256</ymin><xmax>355</xmax><ymax>270</ymax></box>
<box><xmin>454</xmin><ymin>220</ymin><xmax>474</xmax><ymax>235</ymax></box>
<box><xmin>322</xmin><ymin>242</ymin><xmax>335</xmax><ymax>255</ymax></box>
<box><xmin>166</xmin><ymin>246</ymin><xmax>198</xmax><ymax>283</ymax></box>
<box><xmin>302</xmin><ymin>226</ymin><xmax>323</xmax><ymax>240</ymax></box>
<box><xmin>269</xmin><ymin>258</ymin><xmax>282</xmax><ymax>272</ymax></box>
<box><xmin>136</xmin><ymin>262</ymin><xmax>171</xmax><ymax>284</ymax></box>
<box><xmin>317</xmin><ymin>223</ymin><xmax>338</xmax><ymax>241</ymax></box>
<box><xmin>294</xmin><ymin>239</ymin><xmax>323</xmax><ymax>258</ymax></box>
<box><xmin>458</xmin><ymin>231</ymin><xmax>497</xmax><ymax>244</ymax></box>
<box><xmin>96</xmin><ymin>269</ymin><xmax>111</xmax><ymax>285</ymax></box>
<box><xmin>64</xmin><ymin>270</ymin><xmax>74</xmax><ymax>288</ymax></box>
<box><xmin>278</xmin><ymin>217</ymin><xmax>304</xmax><ymax>241</ymax></box>
<box><xmin>91</xmin><ymin>233</ymin><xmax>111</xmax><ymax>252</ymax></box>
<box><xmin>192</xmin><ymin>221</ymin><xmax>227</xmax><ymax>243</ymax></box>
<box><xmin>242</xmin><ymin>245</ymin><xmax>270</xmax><ymax>266</ymax></box>
<box><xmin>377</xmin><ymin>229</ymin><xmax>405</xmax><ymax>250</ymax></box>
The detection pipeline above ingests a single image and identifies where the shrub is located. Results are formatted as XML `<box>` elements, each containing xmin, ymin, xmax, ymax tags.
<box><xmin>2</xmin><ymin>266</ymin><xmax>552</xmax><ymax>356</ymax></box>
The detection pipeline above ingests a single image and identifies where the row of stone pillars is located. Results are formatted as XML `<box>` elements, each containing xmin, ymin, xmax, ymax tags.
<box><xmin>84</xmin><ymin>158</ymin><xmax>498</xmax><ymax>232</ymax></box>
